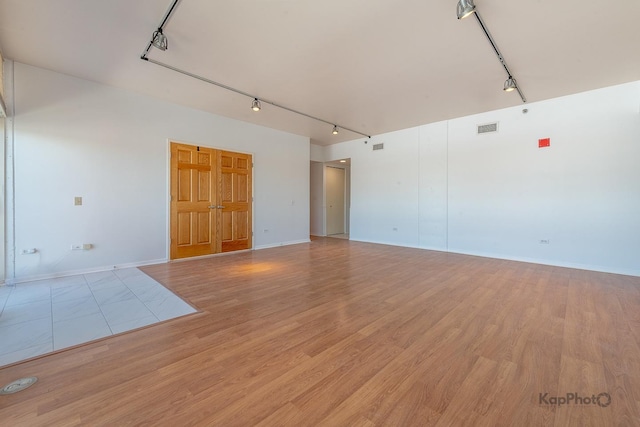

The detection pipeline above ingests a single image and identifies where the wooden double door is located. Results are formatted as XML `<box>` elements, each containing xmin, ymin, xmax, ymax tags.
<box><xmin>170</xmin><ymin>142</ymin><xmax>252</xmax><ymax>259</ymax></box>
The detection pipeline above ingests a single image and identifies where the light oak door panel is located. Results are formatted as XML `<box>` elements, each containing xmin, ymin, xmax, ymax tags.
<box><xmin>171</xmin><ymin>143</ymin><xmax>252</xmax><ymax>259</ymax></box>
<box><xmin>170</xmin><ymin>143</ymin><xmax>219</xmax><ymax>259</ymax></box>
<box><xmin>219</xmin><ymin>151</ymin><xmax>252</xmax><ymax>252</ymax></box>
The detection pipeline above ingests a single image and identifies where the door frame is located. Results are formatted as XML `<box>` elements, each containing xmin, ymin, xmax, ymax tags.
<box><xmin>317</xmin><ymin>160</ymin><xmax>350</xmax><ymax>237</ymax></box>
<box><xmin>166</xmin><ymin>140</ymin><xmax>255</xmax><ymax>261</ymax></box>
<box><xmin>325</xmin><ymin>165</ymin><xmax>346</xmax><ymax>236</ymax></box>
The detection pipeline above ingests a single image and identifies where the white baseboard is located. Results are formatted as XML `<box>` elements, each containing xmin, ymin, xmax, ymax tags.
<box><xmin>447</xmin><ymin>248</ymin><xmax>640</xmax><ymax>277</ymax></box>
<box><xmin>349</xmin><ymin>238</ymin><xmax>640</xmax><ymax>277</ymax></box>
<box><xmin>254</xmin><ymin>239</ymin><xmax>311</xmax><ymax>250</ymax></box>
<box><xmin>5</xmin><ymin>258</ymin><xmax>168</xmax><ymax>285</ymax></box>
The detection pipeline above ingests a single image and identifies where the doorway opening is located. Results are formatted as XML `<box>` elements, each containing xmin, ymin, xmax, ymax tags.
<box><xmin>309</xmin><ymin>159</ymin><xmax>350</xmax><ymax>240</ymax></box>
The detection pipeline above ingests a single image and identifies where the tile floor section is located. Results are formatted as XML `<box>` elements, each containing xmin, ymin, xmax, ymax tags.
<box><xmin>0</xmin><ymin>268</ymin><xmax>196</xmax><ymax>367</ymax></box>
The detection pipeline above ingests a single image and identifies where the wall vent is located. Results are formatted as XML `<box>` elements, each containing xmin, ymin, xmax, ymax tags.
<box><xmin>477</xmin><ymin>122</ymin><xmax>498</xmax><ymax>134</ymax></box>
<box><xmin>372</xmin><ymin>143</ymin><xmax>384</xmax><ymax>151</ymax></box>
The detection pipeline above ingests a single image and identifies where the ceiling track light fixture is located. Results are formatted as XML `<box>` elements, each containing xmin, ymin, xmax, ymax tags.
<box><xmin>151</xmin><ymin>28</ymin><xmax>168</xmax><ymax>51</ymax></box>
<box><xmin>456</xmin><ymin>0</ymin><xmax>527</xmax><ymax>103</ymax></box>
<box><xmin>140</xmin><ymin>0</ymin><xmax>371</xmax><ymax>140</ymax></box>
<box><xmin>503</xmin><ymin>76</ymin><xmax>517</xmax><ymax>92</ymax></box>
<box><xmin>140</xmin><ymin>0</ymin><xmax>181</xmax><ymax>58</ymax></box>
<box><xmin>456</xmin><ymin>0</ymin><xmax>476</xmax><ymax>20</ymax></box>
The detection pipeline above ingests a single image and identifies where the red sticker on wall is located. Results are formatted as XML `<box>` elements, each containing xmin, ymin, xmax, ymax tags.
<box><xmin>539</xmin><ymin>138</ymin><xmax>550</xmax><ymax>148</ymax></box>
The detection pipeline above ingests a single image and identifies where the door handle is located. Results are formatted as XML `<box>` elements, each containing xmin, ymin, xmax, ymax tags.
<box><xmin>208</xmin><ymin>205</ymin><xmax>226</xmax><ymax>209</ymax></box>
<box><xmin>217</xmin><ymin>205</ymin><xmax>226</xmax><ymax>209</ymax></box>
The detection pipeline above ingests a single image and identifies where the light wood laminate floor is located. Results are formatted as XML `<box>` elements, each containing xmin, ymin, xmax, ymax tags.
<box><xmin>1</xmin><ymin>237</ymin><xmax>638</xmax><ymax>426</ymax></box>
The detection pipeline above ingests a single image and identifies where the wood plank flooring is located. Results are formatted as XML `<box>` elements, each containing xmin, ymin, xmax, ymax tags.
<box><xmin>1</xmin><ymin>237</ymin><xmax>639</xmax><ymax>426</ymax></box>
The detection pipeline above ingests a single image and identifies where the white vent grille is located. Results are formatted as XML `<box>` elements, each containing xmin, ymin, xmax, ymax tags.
<box><xmin>372</xmin><ymin>143</ymin><xmax>384</xmax><ymax>151</ymax></box>
<box><xmin>477</xmin><ymin>123</ymin><xmax>498</xmax><ymax>134</ymax></box>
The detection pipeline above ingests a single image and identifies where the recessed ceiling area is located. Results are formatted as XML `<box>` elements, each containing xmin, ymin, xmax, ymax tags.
<box><xmin>0</xmin><ymin>0</ymin><xmax>639</xmax><ymax>145</ymax></box>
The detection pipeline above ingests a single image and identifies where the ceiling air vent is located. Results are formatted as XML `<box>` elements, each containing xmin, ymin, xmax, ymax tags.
<box><xmin>372</xmin><ymin>143</ymin><xmax>384</xmax><ymax>151</ymax></box>
<box><xmin>477</xmin><ymin>122</ymin><xmax>498</xmax><ymax>134</ymax></box>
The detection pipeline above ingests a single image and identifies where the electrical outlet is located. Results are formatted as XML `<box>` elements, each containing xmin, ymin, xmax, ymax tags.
<box><xmin>71</xmin><ymin>244</ymin><xmax>93</xmax><ymax>251</ymax></box>
<box><xmin>74</xmin><ymin>197</ymin><xmax>82</xmax><ymax>206</ymax></box>
<box><xmin>540</xmin><ymin>239</ymin><xmax>550</xmax><ymax>244</ymax></box>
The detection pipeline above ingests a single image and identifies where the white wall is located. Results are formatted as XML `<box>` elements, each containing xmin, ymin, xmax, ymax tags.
<box><xmin>0</xmin><ymin>117</ymin><xmax>5</xmax><ymax>283</ymax></box>
<box><xmin>324</xmin><ymin>81</ymin><xmax>640</xmax><ymax>276</ymax></box>
<box><xmin>310</xmin><ymin>144</ymin><xmax>325</xmax><ymax>162</ymax></box>
<box><xmin>419</xmin><ymin>121</ymin><xmax>448</xmax><ymax>251</ymax></box>
<box><xmin>326</xmin><ymin>129</ymin><xmax>422</xmax><ymax>247</ymax></box>
<box><xmin>344</xmin><ymin>165</ymin><xmax>351</xmax><ymax>235</ymax></box>
<box><xmin>7</xmin><ymin>62</ymin><xmax>310</xmax><ymax>281</ymax></box>
<box><xmin>310</xmin><ymin>161</ymin><xmax>324</xmax><ymax>236</ymax></box>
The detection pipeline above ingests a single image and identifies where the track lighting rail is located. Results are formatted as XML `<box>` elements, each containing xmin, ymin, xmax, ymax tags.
<box><xmin>457</xmin><ymin>0</ymin><xmax>526</xmax><ymax>103</ymax></box>
<box><xmin>140</xmin><ymin>0</ymin><xmax>370</xmax><ymax>139</ymax></box>
<box><xmin>473</xmin><ymin>11</ymin><xmax>526</xmax><ymax>103</ymax></box>
<box><xmin>141</xmin><ymin>58</ymin><xmax>371</xmax><ymax>138</ymax></box>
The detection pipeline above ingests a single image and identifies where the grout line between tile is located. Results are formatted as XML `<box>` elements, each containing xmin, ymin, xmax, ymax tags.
<box><xmin>84</xmin><ymin>272</ymin><xmax>117</xmax><ymax>336</ymax></box>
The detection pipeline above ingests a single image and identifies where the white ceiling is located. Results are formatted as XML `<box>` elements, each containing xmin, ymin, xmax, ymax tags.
<box><xmin>1</xmin><ymin>0</ymin><xmax>639</xmax><ymax>145</ymax></box>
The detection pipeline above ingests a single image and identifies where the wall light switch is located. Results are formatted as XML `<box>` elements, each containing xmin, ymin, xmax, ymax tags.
<box><xmin>74</xmin><ymin>197</ymin><xmax>83</xmax><ymax>206</ymax></box>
